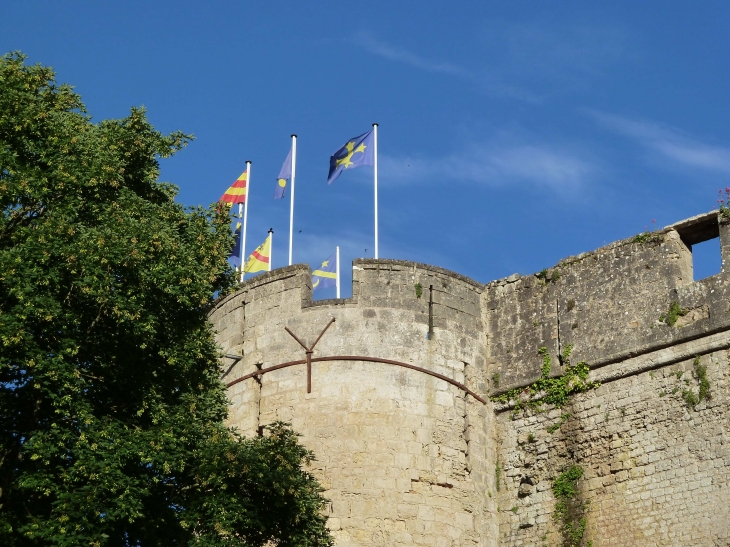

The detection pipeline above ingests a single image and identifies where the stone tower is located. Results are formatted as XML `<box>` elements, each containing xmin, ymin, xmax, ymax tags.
<box><xmin>210</xmin><ymin>211</ymin><xmax>730</xmax><ymax>546</ymax></box>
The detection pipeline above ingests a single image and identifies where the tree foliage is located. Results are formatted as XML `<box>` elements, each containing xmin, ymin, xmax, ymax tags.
<box><xmin>0</xmin><ymin>52</ymin><xmax>332</xmax><ymax>547</ymax></box>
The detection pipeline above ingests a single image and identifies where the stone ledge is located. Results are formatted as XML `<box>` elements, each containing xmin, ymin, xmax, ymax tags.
<box><xmin>492</xmin><ymin>327</ymin><xmax>730</xmax><ymax>412</ymax></box>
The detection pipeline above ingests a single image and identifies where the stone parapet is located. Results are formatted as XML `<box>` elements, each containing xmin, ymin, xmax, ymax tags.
<box><xmin>210</xmin><ymin>259</ymin><xmax>497</xmax><ymax>546</ymax></box>
<box><xmin>208</xmin><ymin>211</ymin><xmax>730</xmax><ymax>546</ymax></box>
<box><xmin>487</xmin><ymin>211</ymin><xmax>730</xmax><ymax>395</ymax></box>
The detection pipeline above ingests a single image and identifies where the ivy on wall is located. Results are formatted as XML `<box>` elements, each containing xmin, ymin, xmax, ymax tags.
<box><xmin>552</xmin><ymin>466</ymin><xmax>592</xmax><ymax>547</ymax></box>
<box><xmin>491</xmin><ymin>345</ymin><xmax>600</xmax><ymax>416</ymax></box>
<box><xmin>683</xmin><ymin>356</ymin><xmax>711</xmax><ymax>410</ymax></box>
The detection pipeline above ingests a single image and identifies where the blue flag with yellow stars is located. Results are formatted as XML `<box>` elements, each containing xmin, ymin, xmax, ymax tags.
<box><xmin>275</xmin><ymin>146</ymin><xmax>292</xmax><ymax>199</ymax></box>
<box><xmin>312</xmin><ymin>252</ymin><xmax>337</xmax><ymax>290</ymax></box>
<box><xmin>327</xmin><ymin>130</ymin><xmax>374</xmax><ymax>184</ymax></box>
<box><xmin>229</xmin><ymin>222</ymin><xmax>242</xmax><ymax>267</ymax></box>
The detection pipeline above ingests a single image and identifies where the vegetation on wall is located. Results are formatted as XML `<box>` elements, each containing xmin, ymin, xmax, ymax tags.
<box><xmin>659</xmin><ymin>301</ymin><xmax>688</xmax><ymax>326</ymax></box>
<box><xmin>414</xmin><ymin>282</ymin><xmax>423</xmax><ymax>298</ymax></box>
<box><xmin>632</xmin><ymin>231</ymin><xmax>662</xmax><ymax>244</ymax></box>
<box><xmin>717</xmin><ymin>187</ymin><xmax>730</xmax><ymax>221</ymax></box>
<box><xmin>491</xmin><ymin>345</ymin><xmax>599</xmax><ymax>415</ymax></box>
<box><xmin>633</xmin><ymin>219</ymin><xmax>662</xmax><ymax>244</ymax></box>
<box><xmin>552</xmin><ymin>466</ymin><xmax>591</xmax><ymax>547</ymax></box>
<box><xmin>536</xmin><ymin>268</ymin><xmax>561</xmax><ymax>283</ymax></box>
<box><xmin>495</xmin><ymin>460</ymin><xmax>502</xmax><ymax>492</ymax></box>
<box><xmin>547</xmin><ymin>413</ymin><xmax>572</xmax><ymax>434</ymax></box>
<box><xmin>682</xmin><ymin>356</ymin><xmax>711</xmax><ymax>410</ymax></box>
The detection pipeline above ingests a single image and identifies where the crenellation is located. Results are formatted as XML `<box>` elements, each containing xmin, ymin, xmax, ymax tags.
<box><xmin>209</xmin><ymin>213</ymin><xmax>729</xmax><ymax>546</ymax></box>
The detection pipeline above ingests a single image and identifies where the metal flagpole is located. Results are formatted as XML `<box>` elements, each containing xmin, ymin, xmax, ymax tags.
<box><xmin>268</xmin><ymin>228</ymin><xmax>274</xmax><ymax>272</ymax></box>
<box><xmin>241</xmin><ymin>160</ymin><xmax>251</xmax><ymax>283</ymax></box>
<box><xmin>372</xmin><ymin>123</ymin><xmax>379</xmax><ymax>259</ymax></box>
<box><xmin>237</xmin><ymin>203</ymin><xmax>243</xmax><ymax>280</ymax></box>
<box><xmin>336</xmin><ymin>245</ymin><xmax>340</xmax><ymax>299</ymax></box>
<box><xmin>289</xmin><ymin>135</ymin><xmax>297</xmax><ymax>265</ymax></box>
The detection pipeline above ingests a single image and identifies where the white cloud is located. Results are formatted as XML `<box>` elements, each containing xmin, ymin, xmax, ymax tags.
<box><xmin>501</xmin><ymin>25</ymin><xmax>627</xmax><ymax>81</ymax></box>
<box><xmin>350</xmin><ymin>32</ymin><xmax>543</xmax><ymax>103</ymax></box>
<box><xmin>586</xmin><ymin>110</ymin><xmax>730</xmax><ymax>174</ymax></box>
<box><xmin>352</xmin><ymin>31</ymin><xmax>468</xmax><ymax>76</ymax></box>
<box><xmin>352</xmin><ymin>23</ymin><xmax>628</xmax><ymax>103</ymax></box>
<box><xmin>379</xmin><ymin>142</ymin><xmax>596</xmax><ymax>193</ymax></box>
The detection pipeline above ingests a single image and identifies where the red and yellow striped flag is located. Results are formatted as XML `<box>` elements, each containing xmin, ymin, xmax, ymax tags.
<box><xmin>244</xmin><ymin>233</ymin><xmax>271</xmax><ymax>273</ymax></box>
<box><xmin>220</xmin><ymin>170</ymin><xmax>248</xmax><ymax>204</ymax></box>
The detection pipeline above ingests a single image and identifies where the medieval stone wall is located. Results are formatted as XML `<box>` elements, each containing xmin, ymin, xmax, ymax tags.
<box><xmin>496</xmin><ymin>348</ymin><xmax>729</xmax><ymax>547</ymax></box>
<box><xmin>209</xmin><ymin>211</ymin><xmax>730</xmax><ymax>546</ymax></box>
<box><xmin>210</xmin><ymin>260</ymin><xmax>498</xmax><ymax>546</ymax></box>
<box><xmin>488</xmin><ymin>212</ymin><xmax>730</xmax><ymax>546</ymax></box>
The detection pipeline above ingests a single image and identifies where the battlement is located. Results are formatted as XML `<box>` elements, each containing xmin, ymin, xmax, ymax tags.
<box><xmin>213</xmin><ymin>211</ymin><xmax>730</xmax><ymax>396</ymax></box>
<box><xmin>489</xmin><ymin>210</ymin><xmax>730</xmax><ymax>394</ymax></box>
<box><xmin>209</xmin><ymin>211</ymin><xmax>730</xmax><ymax>546</ymax></box>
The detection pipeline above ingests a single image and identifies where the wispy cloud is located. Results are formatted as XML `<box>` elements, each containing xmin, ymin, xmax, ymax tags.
<box><xmin>352</xmin><ymin>31</ymin><xmax>468</xmax><ymax>76</ymax></box>
<box><xmin>350</xmin><ymin>32</ymin><xmax>542</xmax><ymax>103</ymax></box>
<box><xmin>501</xmin><ymin>25</ymin><xmax>627</xmax><ymax>82</ymax></box>
<box><xmin>586</xmin><ymin>110</ymin><xmax>730</xmax><ymax>173</ymax></box>
<box><xmin>353</xmin><ymin>22</ymin><xmax>628</xmax><ymax>99</ymax></box>
<box><xmin>379</xmin><ymin>141</ymin><xmax>597</xmax><ymax>194</ymax></box>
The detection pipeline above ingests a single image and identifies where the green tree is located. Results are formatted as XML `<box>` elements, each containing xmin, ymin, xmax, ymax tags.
<box><xmin>0</xmin><ymin>52</ymin><xmax>332</xmax><ymax>547</ymax></box>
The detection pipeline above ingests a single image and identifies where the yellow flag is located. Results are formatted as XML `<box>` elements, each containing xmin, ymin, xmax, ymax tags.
<box><xmin>244</xmin><ymin>233</ymin><xmax>271</xmax><ymax>273</ymax></box>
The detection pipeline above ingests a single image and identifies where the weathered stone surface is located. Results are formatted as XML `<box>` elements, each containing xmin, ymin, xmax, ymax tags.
<box><xmin>496</xmin><ymin>350</ymin><xmax>729</xmax><ymax>546</ymax></box>
<box><xmin>210</xmin><ymin>260</ymin><xmax>496</xmax><ymax>547</ymax></box>
<box><xmin>209</xmin><ymin>212</ymin><xmax>730</xmax><ymax>546</ymax></box>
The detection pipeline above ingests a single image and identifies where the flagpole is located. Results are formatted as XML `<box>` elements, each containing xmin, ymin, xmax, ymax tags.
<box><xmin>289</xmin><ymin>134</ymin><xmax>297</xmax><ymax>266</ymax></box>
<box><xmin>372</xmin><ymin>123</ymin><xmax>379</xmax><ymax>259</ymax></box>
<box><xmin>241</xmin><ymin>160</ymin><xmax>251</xmax><ymax>283</ymax></box>
<box><xmin>336</xmin><ymin>245</ymin><xmax>340</xmax><ymax>299</ymax></box>
<box><xmin>268</xmin><ymin>228</ymin><xmax>274</xmax><ymax>272</ymax></box>
<box><xmin>237</xmin><ymin>203</ymin><xmax>243</xmax><ymax>280</ymax></box>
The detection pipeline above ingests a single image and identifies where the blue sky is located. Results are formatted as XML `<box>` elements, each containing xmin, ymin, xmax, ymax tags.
<box><xmin>4</xmin><ymin>1</ymin><xmax>730</xmax><ymax>296</ymax></box>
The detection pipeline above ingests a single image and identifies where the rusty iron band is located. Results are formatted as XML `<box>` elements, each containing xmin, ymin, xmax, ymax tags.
<box><xmin>225</xmin><ymin>355</ymin><xmax>486</xmax><ymax>405</ymax></box>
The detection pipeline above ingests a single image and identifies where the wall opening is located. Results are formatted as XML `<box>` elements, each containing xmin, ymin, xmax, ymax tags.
<box><xmin>691</xmin><ymin>237</ymin><xmax>722</xmax><ymax>281</ymax></box>
<box><xmin>674</xmin><ymin>214</ymin><xmax>721</xmax><ymax>282</ymax></box>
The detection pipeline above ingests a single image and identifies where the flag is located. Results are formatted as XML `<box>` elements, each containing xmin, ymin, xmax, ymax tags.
<box><xmin>244</xmin><ymin>233</ymin><xmax>271</xmax><ymax>273</ymax></box>
<box><xmin>312</xmin><ymin>252</ymin><xmax>336</xmax><ymax>290</ymax></box>
<box><xmin>220</xmin><ymin>170</ymin><xmax>248</xmax><ymax>204</ymax></box>
<box><xmin>275</xmin><ymin>147</ymin><xmax>292</xmax><ymax>199</ymax></box>
<box><xmin>327</xmin><ymin>130</ymin><xmax>375</xmax><ymax>184</ymax></box>
<box><xmin>229</xmin><ymin>222</ymin><xmax>242</xmax><ymax>267</ymax></box>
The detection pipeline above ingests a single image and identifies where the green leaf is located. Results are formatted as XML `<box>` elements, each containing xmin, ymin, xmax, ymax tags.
<box><xmin>0</xmin><ymin>52</ymin><xmax>332</xmax><ymax>547</ymax></box>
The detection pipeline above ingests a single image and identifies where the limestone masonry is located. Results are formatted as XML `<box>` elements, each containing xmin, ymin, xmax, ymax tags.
<box><xmin>209</xmin><ymin>211</ymin><xmax>730</xmax><ymax>547</ymax></box>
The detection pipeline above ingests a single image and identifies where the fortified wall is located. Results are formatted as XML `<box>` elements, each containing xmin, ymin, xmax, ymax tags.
<box><xmin>209</xmin><ymin>211</ymin><xmax>730</xmax><ymax>547</ymax></box>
